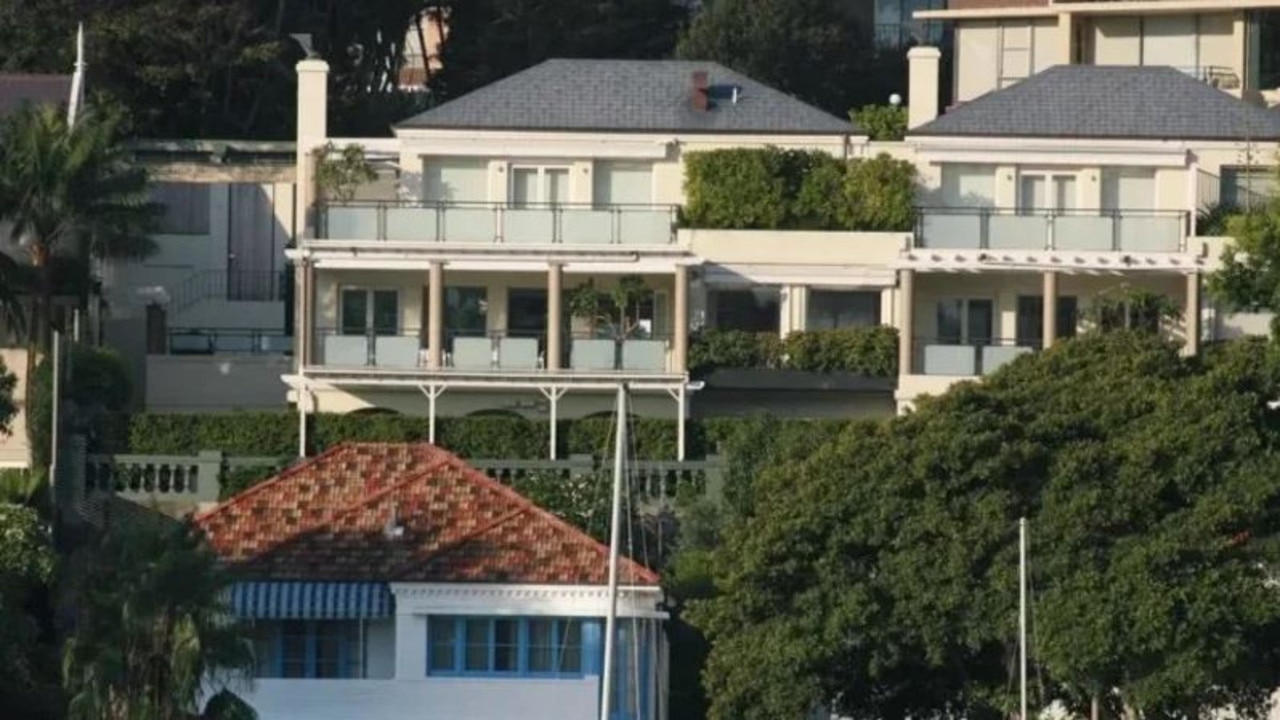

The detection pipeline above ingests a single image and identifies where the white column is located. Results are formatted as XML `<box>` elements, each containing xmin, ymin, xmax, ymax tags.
<box><xmin>1043</xmin><ymin>271</ymin><xmax>1058</xmax><ymax>349</ymax></box>
<box><xmin>547</xmin><ymin>263</ymin><xmax>563</xmax><ymax>371</ymax></box>
<box><xmin>898</xmin><ymin>270</ymin><xmax>915</xmax><ymax>375</ymax></box>
<box><xmin>427</xmin><ymin>262</ymin><xmax>444</xmax><ymax>369</ymax></box>
<box><xmin>673</xmin><ymin>266</ymin><xmax>689</xmax><ymax>373</ymax></box>
<box><xmin>1185</xmin><ymin>273</ymin><xmax>1201</xmax><ymax>356</ymax></box>
<box><xmin>394</xmin><ymin>611</ymin><xmax>427</xmax><ymax>679</ymax></box>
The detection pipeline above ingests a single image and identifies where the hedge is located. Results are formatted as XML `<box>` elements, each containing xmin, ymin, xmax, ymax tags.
<box><xmin>682</xmin><ymin>148</ymin><xmax>917</xmax><ymax>232</ymax></box>
<box><xmin>690</xmin><ymin>327</ymin><xmax>899</xmax><ymax>377</ymax></box>
<box><xmin>123</xmin><ymin>412</ymin><xmax>854</xmax><ymax>463</ymax></box>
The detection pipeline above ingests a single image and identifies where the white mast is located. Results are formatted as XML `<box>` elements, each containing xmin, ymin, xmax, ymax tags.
<box><xmin>67</xmin><ymin>23</ymin><xmax>86</xmax><ymax>127</ymax></box>
<box><xmin>1019</xmin><ymin>517</ymin><xmax>1029</xmax><ymax>720</ymax></box>
<box><xmin>600</xmin><ymin>383</ymin><xmax>628</xmax><ymax>720</ymax></box>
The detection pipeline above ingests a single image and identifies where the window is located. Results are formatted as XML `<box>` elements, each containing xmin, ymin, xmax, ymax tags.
<box><xmin>507</xmin><ymin>289</ymin><xmax>548</xmax><ymax>337</ymax></box>
<box><xmin>1222</xmin><ymin>167</ymin><xmax>1277</xmax><ymax>210</ymax></box>
<box><xmin>510</xmin><ymin>166</ymin><xmax>570</xmax><ymax>207</ymax></box>
<box><xmin>446</xmin><ymin>287</ymin><xmax>487</xmax><ymax>336</ymax></box>
<box><xmin>1018</xmin><ymin>173</ymin><xmax>1078</xmax><ymax>213</ymax></box>
<box><xmin>709</xmin><ymin>288</ymin><xmax>780</xmax><ymax>333</ymax></box>
<box><xmin>340</xmin><ymin>289</ymin><xmax>398</xmax><ymax>336</ymax></box>
<box><xmin>256</xmin><ymin>620</ymin><xmax>364</xmax><ymax>679</ymax></box>
<box><xmin>936</xmin><ymin>299</ymin><xmax>993</xmax><ymax>345</ymax></box>
<box><xmin>424</xmin><ymin>158</ymin><xmax>488</xmax><ymax>203</ymax></box>
<box><xmin>428</xmin><ymin>616</ymin><xmax>588</xmax><ymax>677</ymax></box>
<box><xmin>152</xmin><ymin>182</ymin><xmax>210</xmax><ymax>234</ymax></box>
<box><xmin>1101</xmin><ymin>169</ymin><xmax>1156</xmax><ymax>211</ymax></box>
<box><xmin>593</xmin><ymin>162</ymin><xmax>653</xmax><ymax>205</ymax></box>
<box><xmin>806</xmin><ymin>291</ymin><xmax>880</xmax><ymax>330</ymax></box>
<box><xmin>1016</xmin><ymin>296</ymin><xmax>1079</xmax><ymax>347</ymax></box>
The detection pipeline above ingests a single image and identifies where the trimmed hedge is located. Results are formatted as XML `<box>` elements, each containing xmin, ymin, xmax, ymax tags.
<box><xmin>124</xmin><ymin>412</ymin><xmax>853</xmax><ymax>462</ymax></box>
<box><xmin>682</xmin><ymin>147</ymin><xmax>917</xmax><ymax>232</ymax></box>
<box><xmin>690</xmin><ymin>327</ymin><xmax>899</xmax><ymax>377</ymax></box>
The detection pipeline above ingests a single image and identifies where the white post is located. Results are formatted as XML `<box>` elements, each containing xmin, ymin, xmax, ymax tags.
<box><xmin>49</xmin><ymin>332</ymin><xmax>61</xmax><ymax>495</ymax></box>
<box><xmin>297</xmin><ymin>388</ymin><xmax>308</xmax><ymax>458</ymax></box>
<box><xmin>600</xmin><ymin>384</ymin><xmax>627</xmax><ymax>720</ymax></box>
<box><xmin>429</xmin><ymin>388</ymin><xmax>437</xmax><ymax>444</ymax></box>
<box><xmin>677</xmin><ymin>384</ymin><xmax>686</xmax><ymax>461</ymax></box>
<box><xmin>1019</xmin><ymin>517</ymin><xmax>1028</xmax><ymax>720</ymax></box>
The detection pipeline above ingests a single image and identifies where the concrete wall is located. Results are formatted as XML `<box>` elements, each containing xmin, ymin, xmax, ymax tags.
<box><xmin>145</xmin><ymin>355</ymin><xmax>290</xmax><ymax>413</ymax></box>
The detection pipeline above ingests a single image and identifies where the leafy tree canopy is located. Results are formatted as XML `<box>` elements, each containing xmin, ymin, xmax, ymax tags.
<box><xmin>676</xmin><ymin>0</ymin><xmax>905</xmax><ymax>117</ymax></box>
<box><xmin>693</xmin><ymin>333</ymin><xmax>1280</xmax><ymax>720</ymax></box>
<box><xmin>1209</xmin><ymin>184</ymin><xmax>1280</xmax><ymax>335</ymax></box>
<box><xmin>0</xmin><ymin>503</ymin><xmax>58</xmax><ymax>719</ymax></box>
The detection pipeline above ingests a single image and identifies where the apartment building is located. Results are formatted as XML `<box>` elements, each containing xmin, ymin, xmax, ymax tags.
<box><xmin>915</xmin><ymin>0</ymin><xmax>1280</xmax><ymax>104</ymax></box>
<box><xmin>896</xmin><ymin>46</ymin><xmax>1280</xmax><ymax>408</ymax></box>
<box><xmin>288</xmin><ymin>56</ymin><xmax>911</xmax><ymax>457</ymax></box>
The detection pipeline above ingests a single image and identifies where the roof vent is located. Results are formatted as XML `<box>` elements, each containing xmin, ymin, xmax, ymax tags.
<box><xmin>691</xmin><ymin>70</ymin><xmax>710</xmax><ymax>112</ymax></box>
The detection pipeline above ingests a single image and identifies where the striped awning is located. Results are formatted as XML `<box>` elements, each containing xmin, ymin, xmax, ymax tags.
<box><xmin>229</xmin><ymin>581</ymin><xmax>393</xmax><ymax>620</ymax></box>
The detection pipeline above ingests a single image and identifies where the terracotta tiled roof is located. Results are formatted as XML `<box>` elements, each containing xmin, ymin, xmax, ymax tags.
<box><xmin>195</xmin><ymin>443</ymin><xmax>660</xmax><ymax>586</ymax></box>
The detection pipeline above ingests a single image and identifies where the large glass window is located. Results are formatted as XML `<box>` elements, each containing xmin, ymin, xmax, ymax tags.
<box><xmin>709</xmin><ymin>288</ymin><xmax>780</xmax><ymax>333</ymax></box>
<box><xmin>257</xmin><ymin>620</ymin><xmax>363</xmax><ymax>679</ymax></box>
<box><xmin>445</xmin><ymin>287</ymin><xmax>487</xmax><ymax>336</ymax></box>
<box><xmin>429</xmin><ymin>616</ymin><xmax>588</xmax><ymax>677</ymax></box>
<box><xmin>340</xmin><ymin>289</ymin><xmax>398</xmax><ymax>336</ymax></box>
<box><xmin>936</xmin><ymin>298</ymin><xmax>993</xmax><ymax>345</ymax></box>
<box><xmin>1016</xmin><ymin>295</ymin><xmax>1079</xmax><ymax>347</ymax></box>
<box><xmin>508</xmin><ymin>289</ymin><xmax>548</xmax><ymax>338</ymax></box>
<box><xmin>806</xmin><ymin>290</ymin><xmax>881</xmax><ymax>330</ymax></box>
<box><xmin>510</xmin><ymin>166</ymin><xmax>571</xmax><ymax>207</ymax></box>
<box><xmin>152</xmin><ymin>182</ymin><xmax>211</xmax><ymax>234</ymax></box>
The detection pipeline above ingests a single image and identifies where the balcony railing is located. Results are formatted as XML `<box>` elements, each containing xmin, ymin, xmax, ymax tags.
<box><xmin>166</xmin><ymin>327</ymin><xmax>292</xmax><ymax>355</ymax></box>
<box><xmin>316</xmin><ymin>201</ymin><xmax>679</xmax><ymax>245</ymax></box>
<box><xmin>913</xmin><ymin>337</ymin><xmax>1036</xmax><ymax>376</ymax></box>
<box><xmin>917</xmin><ymin>208</ymin><xmax>1188</xmax><ymax>253</ymax></box>
<box><xmin>314</xmin><ymin>329</ymin><xmax>673</xmax><ymax>374</ymax></box>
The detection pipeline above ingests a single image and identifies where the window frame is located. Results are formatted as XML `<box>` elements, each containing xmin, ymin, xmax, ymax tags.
<box><xmin>338</xmin><ymin>287</ymin><xmax>401</xmax><ymax>337</ymax></box>
<box><xmin>258</xmin><ymin>620</ymin><xmax>364</xmax><ymax>680</ymax></box>
<box><xmin>427</xmin><ymin>616</ymin><xmax>588</xmax><ymax>679</ymax></box>
<box><xmin>508</xmin><ymin>165</ymin><xmax>573</xmax><ymax>207</ymax></box>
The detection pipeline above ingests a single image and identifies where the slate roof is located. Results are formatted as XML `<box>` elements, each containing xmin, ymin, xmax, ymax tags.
<box><xmin>195</xmin><ymin>443</ymin><xmax>660</xmax><ymax>586</ymax></box>
<box><xmin>913</xmin><ymin>65</ymin><xmax>1280</xmax><ymax>141</ymax></box>
<box><xmin>0</xmin><ymin>74</ymin><xmax>71</xmax><ymax>118</ymax></box>
<box><xmin>397</xmin><ymin>58</ymin><xmax>854</xmax><ymax>135</ymax></box>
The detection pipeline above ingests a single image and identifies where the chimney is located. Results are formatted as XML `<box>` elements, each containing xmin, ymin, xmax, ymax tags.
<box><xmin>907</xmin><ymin>46</ymin><xmax>942</xmax><ymax>129</ymax></box>
<box><xmin>296</xmin><ymin>57</ymin><xmax>329</xmax><ymax>142</ymax></box>
<box><xmin>691</xmin><ymin>70</ymin><xmax>709</xmax><ymax>112</ymax></box>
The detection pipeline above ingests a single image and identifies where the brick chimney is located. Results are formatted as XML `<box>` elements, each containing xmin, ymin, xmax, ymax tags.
<box><xmin>691</xmin><ymin>70</ymin><xmax>709</xmax><ymax>112</ymax></box>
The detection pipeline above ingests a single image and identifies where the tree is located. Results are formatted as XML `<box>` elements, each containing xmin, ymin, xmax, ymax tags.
<box><xmin>676</xmin><ymin>0</ymin><xmax>904</xmax><ymax>117</ymax></box>
<box><xmin>1209</xmin><ymin>187</ymin><xmax>1280</xmax><ymax>335</ymax></box>
<box><xmin>0</xmin><ymin>503</ymin><xmax>59</xmax><ymax>719</ymax></box>
<box><xmin>0</xmin><ymin>104</ymin><xmax>157</xmax><ymax>353</ymax></box>
<box><xmin>693</xmin><ymin>333</ymin><xmax>1280</xmax><ymax>720</ymax></box>
<box><xmin>431</xmin><ymin>0</ymin><xmax>688</xmax><ymax>101</ymax></box>
<box><xmin>567</xmin><ymin>276</ymin><xmax>654</xmax><ymax>339</ymax></box>
<box><xmin>63</xmin><ymin>519</ymin><xmax>257</xmax><ymax>720</ymax></box>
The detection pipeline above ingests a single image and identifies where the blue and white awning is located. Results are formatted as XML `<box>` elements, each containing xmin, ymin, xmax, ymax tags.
<box><xmin>229</xmin><ymin>582</ymin><xmax>393</xmax><ymax>620</ymax></box>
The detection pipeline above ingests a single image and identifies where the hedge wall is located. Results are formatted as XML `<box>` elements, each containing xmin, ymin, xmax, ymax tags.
<box><xmin>125</xmin><ymin>412</ymin><xmax>781</xmax><ymax>461</ymax></box>
<box><xmin>689</xmin><ymin>327</ymin><xmax>899</xmax><ymax>377</ymax></box>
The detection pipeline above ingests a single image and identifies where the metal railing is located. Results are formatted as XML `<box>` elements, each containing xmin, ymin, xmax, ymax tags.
<box><xmin>315</xmin><ymin>201</ymin><xmax>679</xmax><ymax>245</ymax></box>
<box><xmin>912</xmin><ymin>337</ymin><xmax>1036</xmax><ymax>376</ymax></box>
<box><xmin>916</xmin><ymin>207</ymin><xmax>1189</xmax><ymax>253</ymax></box>
<box><xmin>167</xmin><ymin>327</ymin><xmax>292</xmax><ymax>355</ymax></box>
<box><xmin>313</xmin><ymin>328</ymin><xmax>673</xmax><ymax>373</ymax></box>
<box><xmin>168</xmin><ymin>269</ymin><xmax>289</xmax><ymax>317</ymax></box>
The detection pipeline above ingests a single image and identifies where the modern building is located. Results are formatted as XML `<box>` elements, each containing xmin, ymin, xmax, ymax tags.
<box><xmin>195</xmin><ymin>442</ymin><xmax>665</xmax><ymax>720</ymax></box>
<box><xmin>914</xmin><ymin>0</ymin><xmax>1280</xmax><ymax>105</ymax></box>
<box><xmin>287</xmin><ymin>57</ymin><xmax>912</xmax><ymax>457</ymax></box>
<box><xmin>896</xmin><ymin>46</ymin><xmax>1280</xmax><ymax>408</ymax></box>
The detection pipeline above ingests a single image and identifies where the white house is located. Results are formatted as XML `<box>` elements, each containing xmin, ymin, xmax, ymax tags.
<box><xmin>196</xmin><ymin>442</ymin><xmax>666</xmax><ymax>720</ymax></box>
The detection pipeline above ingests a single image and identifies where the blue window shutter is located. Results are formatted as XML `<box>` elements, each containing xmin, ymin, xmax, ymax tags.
<box><xmin>582</xmin><ymin>619</ymin><xmax>603</xmax><ymax>676</ymax></box>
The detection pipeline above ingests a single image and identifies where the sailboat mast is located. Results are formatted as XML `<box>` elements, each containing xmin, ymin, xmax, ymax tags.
<box><xmin>1019</xmin><ymin>517</ymin><xmax>1028</xmax><ymax>720</ymax></box>
<box><xmin>600</xmin><ymin>383</ymin><xmax>628</xmax><ymax>720</ymax></box>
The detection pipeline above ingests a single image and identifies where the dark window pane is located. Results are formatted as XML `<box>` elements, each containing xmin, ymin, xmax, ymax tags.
<box><xmin>464</xmin><ymin>619</ymin><xmax>489</xmax><ymax>671</ymax></box>
<box><xmin>527</xmin><ymin>619</ymin><xmax>555</xmax><ymax>673</ymax></box>
<box><xmin>936</xmin><ymin>300</ymin><xmax>962</xmax><ymax>344</ymax></box>
<box><xmin>1059</xmin><ymin>296</ymin><xmax>1078</xmax><ymax>338</ymax></box>
<box><xmin>446</xmin><ymin>287</ymin><xmax>488</xmax><ymax>336</ymax></box>
<box><xmin>968</xmin><ymin>300</ymin><xmax>994</xmax><ymax>345</ymax></box>
<box><xmin>281</xmin><ymin>621</ymin><xmax>309</xmax><ymax>678</ymax></box>
<box><xmin>372</xmin><ymin>291</ymin><xmax>399</xmax><ymax>336</ymax></box>
<box><xmin>493</xmin><ymin>619</ymin><xmax>519</xmax><ymax>672</ymax></box>
<box><xmin>560</xmin><ymin>620</ymin><xmax>583</xmax><ymax>673</ymax></box>
<box><xmin>807</xmin><ymin>290</ymin><xmax>880</xmax><ymax>330</ymax></box>
<box><xmin>429</xmin><ymin>618</ymin><xmax>457</xmax><ymax>672</ymax></box>
<box><xmin>508</xmin><ymin>289</ymin><xmax>548</xmax><ymax>337</ymax></box>
<box><xmin>711</xmin><ymin>289</ymin><xmax>780</xmax><ymax>333</ymax></box>
<box><xmin>1016</xmin><ymin>296</ymin><xmax>1043</xmax><ymax>347</ymax></box>
<box><xmin>341</xmin><ymin>290</ymin><xmax>368</xmax><ymax>335</ymax></box>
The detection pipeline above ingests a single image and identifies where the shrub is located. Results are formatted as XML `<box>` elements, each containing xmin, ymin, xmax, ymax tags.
<box><xmin>29</xmin><ymin>345</ymin><xmax>132</xmax><ymax>470</ymax></box>
<box><xmin>683</xmin><ymin>148</ymin><xmax>917</xmax><ymax>232</ymax></box>
<box><xmin>690</xmin><ymin>327</ymin><xmax>898</xmax><ymax>377</ymax></box>
<box><xmin>852</xmin><ymin>105</ymin><xmax>907</xmax><ymax>141</ymax></box>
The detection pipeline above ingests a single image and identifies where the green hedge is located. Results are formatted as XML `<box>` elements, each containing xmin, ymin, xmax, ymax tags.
<box><xmin>682</xmin><ymin>148</ymin><xmax>917</xmax><ymax>232</ymax></box>
<box><xmin>123</xmin><ymin>412</ymin><xmax>859</xmax><ymax>462</ymax></box>
<box><xmin>690</xmin><ymin>327</ymin><xmax>898</xmax><ymax>377</ymax></box>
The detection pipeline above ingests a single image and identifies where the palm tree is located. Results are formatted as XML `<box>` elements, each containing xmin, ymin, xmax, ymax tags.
<box><xmin>0</xmin><ymin>104</ymin><xmax>157</xmax><ymax>353</ymax></box>
<box><xmin>62</xmin><ymin>520</ymin><xmax>257</xmax><ymax>720</ymax></box>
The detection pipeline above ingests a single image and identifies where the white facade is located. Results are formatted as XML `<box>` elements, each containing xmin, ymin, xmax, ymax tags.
<box><xmin>226</xmin><ymin>583</ymin><xmax>667</xmax><ymax>720</ymax></box>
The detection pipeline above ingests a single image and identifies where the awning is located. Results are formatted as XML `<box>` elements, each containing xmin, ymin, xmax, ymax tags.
<box><xmin>229</xmin><ymin>581</ymin><xmax>393</xmax><ymax>620</ymax></box>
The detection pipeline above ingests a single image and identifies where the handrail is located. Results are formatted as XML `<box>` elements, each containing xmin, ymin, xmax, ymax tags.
<box><xmin>166</xmin><ymin>327</ymin><xmax>292</xmax><ymax>356</ymax></box>
<box><xmin>915</xmin><ymin>207</ymin><xmax>1190</xmax><ymax>252</ymax></box>
<box><xmin>168</xmin><ymin>269</ymin><xmax>289</xmax><ymax>317</ymax></box>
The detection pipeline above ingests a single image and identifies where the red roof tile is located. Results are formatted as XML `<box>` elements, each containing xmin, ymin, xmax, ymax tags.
<box><xmin>195</xmin><ymin>443</ymin><xmax>660</xmax><ymax>586</ymax></box>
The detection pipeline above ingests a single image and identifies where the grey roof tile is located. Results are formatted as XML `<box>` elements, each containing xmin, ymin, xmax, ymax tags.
<box><xmin>397</xmin><ymin>59</ymin><xmax>854</xmax><ymax>135</ymax></box>
<box><xmin>913</xmin><ymin>65</ymin><xmax>1280</xmax><ymax>141</ymax></box>
<box><xmin>0</xmin><ymin>74</ymin><xmax>71</xmax><ymax>118</ymax></box>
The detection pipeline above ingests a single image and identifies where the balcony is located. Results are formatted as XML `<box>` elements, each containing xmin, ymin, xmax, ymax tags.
<box><xmin>913</xmin><ymin>337</ymin><xmax>1036</xmax><ymax>376</ymax></box>
<box><xmin>917</xmin><ymin>208</ymin><xmax>1188</xmax><ymax>253</ymax></box>
<box><xmin>316</xmin><ymin>201</ymin><xmax>678</xmax><ymax>246</ymax></box>
<box><xmin>315</xmin><ymin>330</ymin><xmax>674</xmax><ymax>374</ymax></box>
